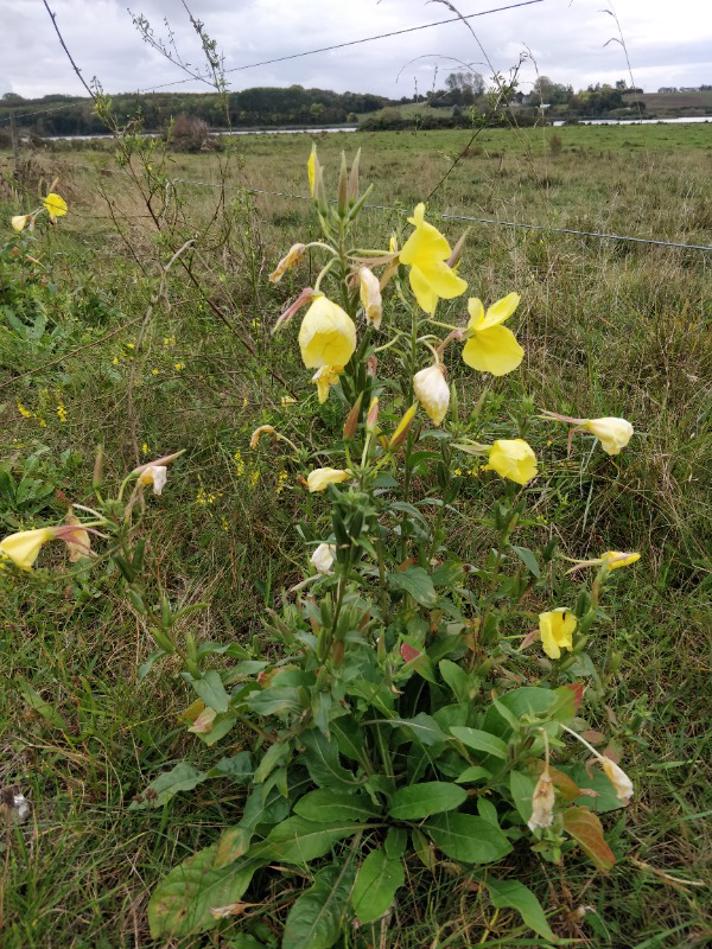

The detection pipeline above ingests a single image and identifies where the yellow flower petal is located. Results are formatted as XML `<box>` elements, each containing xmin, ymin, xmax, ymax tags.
<box><xmin>298</xmin><ymin>296</ymin><xmax>357</xmax><ymax>369</ymax></box>
<box><xmin>307</xmin><ymin>467</ymin><xmax>351</xmax><ymax>492</ymax></box>
<box><xmin>408</xmin><ymin>265</ymin><xmax>439</xmax><ymax>315</ymax></box>
<box><xmin>311</xmin><ymin>365</ymin><xmax>343</xmax><ymax>404</ymax></box>
<box><xmin>600</xmin><ymin>551</ymin><xmax>640</xmax><ymax>571</ymax></box>
<box><xmin>43</xmin><ymin>192</ymin><xmax>68</xmax><ymax>220</ymax></box>
<box><xmin>539</xmin><ymin>608</ymin><xmax>577</xmax><ymax>660</ymax></box>
<box><xmin>582</xmin><ymin>417</ymin><xmax>634</xmax><ymax>456</ymax></box>
<box><xmin>478</xmin><ymin>292</ymin><xmax>521</xmax><ymax>330</ymax></box>
<box><xmin>0</xmin><ymin>527</ymin><xmax>56</xmax><ymax>570</ymax></box>
<box><xmin>484</xmin><ymin>438</ymin><xmax>537</xmax><ymax>485</ymax></box>
<box><xmin>11</xmin><ymin>214</ymin><xmax>29</xmax><ymax>232</ymax></box>
<box><xmin>466</xmin><ymin>297</ymin><xmax>485</xmax><ymax>328</ymax></box>
<box><xmin>462</xmin><ymin>324</ymin><xmax>524</xmax><ymax>376</ymax></box>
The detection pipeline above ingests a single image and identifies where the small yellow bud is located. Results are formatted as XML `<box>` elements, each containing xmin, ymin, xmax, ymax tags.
<box><xmin>389</xmin><ymin>403</ymin><xmax>418</xmax><ymax>450</ymax></box>
<box><xmin>366</xmin><ymin>397</ymin><xmax>380</xmax><ymax>433</ymax></box>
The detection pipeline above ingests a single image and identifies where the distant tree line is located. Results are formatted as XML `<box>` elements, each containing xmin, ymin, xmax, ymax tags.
<box><xmin>0</xmin><ymin>86</ymin><xmax>389</xmax><ymax>136</ymax></box>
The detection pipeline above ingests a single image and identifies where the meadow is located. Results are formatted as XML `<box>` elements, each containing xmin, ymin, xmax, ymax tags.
<box><xmin>0</xmin><ymin>123</ymin><xmax>710</xmax><ymax>948</ymax></box>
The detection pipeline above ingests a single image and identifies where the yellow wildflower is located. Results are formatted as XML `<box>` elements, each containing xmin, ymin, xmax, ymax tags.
<box><xmin>0</xmin><ymin>527</ymin><xmax>56</xmax><ymax>570</ymax></box>
<box><xmin>11</xmin><ymin>214</ymin><xmax>29</xmax><ymax>232</ymax></box>
<box><xmin>233</xmin><ymin>449</ymin><xmax>246</xmax><ymax>476</ymax></box>
<box><xmin>462</xmin><ymin>294</ymin><xmax>524</xmax><ymax>376</ymax></box>
<box><xmin>413</xmin><ymin>364</ymin><xmax>450</xmax><ymax>426</ymax></box>
<box><xmin>582</xmin><ymin>417</ymin><xmax>634</xmax><ymax>456</ymax></box>
<box><xmin>307</xmin><ymin>467</ymin><xmax>351</xmax><ymax>492</ymax></box>
<box><xmin>174</xmin><ymin>362</ymin><xmax>185</xmax><ymax>371</ymax></box>
<box><xmin>398</xmin><ymin>203</ymin><xmax>467</xmax><ymax>314</ymax></box>
<box><xmin>56</xmin><ymin>404</ymin><xmax>67</xmax><ymax>423</ymax></box>
<box><xmin>298</xmin><ymin>295</ymin><xmax>356</xmax><ymax>369</ymax></box>
<box><xmin>17</xmin><ymin>402</ymin><xmax>32</xmax><ymax>419</ymax></box>
<box><xmin>539</xmin><ymin>608</ymin><xmax>577</xmax><ymax>660</ymax></box>
<box><xmin>43</xmin><ymin>192</ymin><xmax>68</xmax><ymax>222</ymax></box>
<box><xmin>484</xmin><ymin>438</ymin><xmax>538</xmax><ymax>485</ymax></box>
<box><xmin>307</xmin><ymin>145</ymin><xmax>318</xmax><ymax>197</ymax></box>
<box><xmin>566</xmin><ymin>551</ymin><xmax>641</xmax><ymax>573</ymax></box>
<box><xmin>138</xmin><ymin>465</ymin><xmax>168</xmax><ymax>495</ymax></box>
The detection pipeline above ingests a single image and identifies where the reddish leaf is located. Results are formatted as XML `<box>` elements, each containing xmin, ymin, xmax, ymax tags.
<box><xmin>400</xmin><ymin>643</ymin><xmax>422</xmax><ymax>663</ymax></box>
<box><xmin>563</xmin><ymin>682</ymin><xmax>586</xmax><ymax>710</ymax></box>
<box><xmin>562</xmin><ymin>806</ymin><xmax>616</xmax><ymax>872</ymax></box>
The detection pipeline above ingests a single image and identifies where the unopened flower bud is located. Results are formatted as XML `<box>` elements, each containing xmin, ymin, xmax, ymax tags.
<box><xmin>337</xmin><ymin>151</ymin><xmax>349</xmax><ymax>216</ymax></box>
<box><xmin>347</xmin><ymin>147</ymin><xmax>361</xmax><ymax>205</ymax></box>
<box><xmin>138</xmin><ymin>465</ymin><xmax>168</xmax><ymax>496</ymax></box>
<box><xmin>269</xmin><ymin>243</ymin><xmax>306</xmax><ymax>283</ymax></box>
<box><xmin>366</xmin><ymin>397</ymin><xmax>379</xmax><ymax>433</ymax></box>
<box><xmin>446</xmin><ymin>230</ymin><xmax>468</xmax><ymax>269</ymax></box>
<box><xmin>389</xmin><ymin>403</ymin><xmax>418</xmax><ymax>450</ymax></box>
<box><xmin>272</xmin><ymin>287</ymin><xmax>315</xmax><ymax>334</ymax></box>
<box><xmin>11</xmin><ymin>214</ymin><xmax>29</xmax><ymax>232</ymax></box>
<box><xmin>343</xmin><ymin>392</ymin><xmax>364</xmax><ymax>440</ymax></box>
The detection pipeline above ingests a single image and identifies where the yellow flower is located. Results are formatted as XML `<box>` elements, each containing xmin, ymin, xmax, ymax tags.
<box><xmin>307</xmin><ymin>145</ymin><xmax>317</xmax><ymax>197</ymax></box>
<box><xmin>17</xmin><ymin>402</ymin><xmax>32</xmax><ymax>419</ymax></box>
<box><xmin>56</xmin><ymin>404</ymin><xmax>67</xmax><ymax>423</ymax></box>
<box><xmin>311</xmin><ymin>365</ymin><xmax>343</xmax><ymax>404</ymax></box>
<box><xmin>358</xmin><ymin>267</ymin><xmax>383</xmax><ymax>329</ymax></box>
<box><xmin>389</xmin><ymin>403</ymin><xmax>418</xmax><ymax>449</ymax></box>
<box><xmin>307</xmin><ymin>467</ymin><xmax>351</xmax><ymax>492</ymax></box>
<box><xmin>398</xmin><ymin>203</ymin><xmax>468</xmax><ymax>314</ymax></box>
<box><xmin>43</xmin><ymin>192</ymin><xmax>68</xmax><ymax>222</ymax></box>
<box><xmin>281</xmin><ymin>395</ymin><xmax>297</xmax><ymax>407</ymax></box>
<box><xmin>582</xmin><ymin>417</ymin><xmax>634</xmax><ymax>456</ymax></box>
<box><xmin>0</xmin><ymin>527</ymin><xmax>56</xmax><ymax>570</ymax></box>
<box><xmin>298</xmin><ymin>295</ymin><xmax>356</xmax><ymax>369</ymax></box>
<box><xmin>174</xmin><ymin>362</ymin><xmax>185</xmax><ymax>371</ymax></box>
<box><xmin>11</xmin><ymin>214</ymin><xmax>29</xmax><ymax>232</ymax></box>
<box><xmin>484</xmin><ymin>438</ymin><xmax>537</xmax><ymax>485</ymax></box>
<box><xmin>413</xmin><ymin>364</ymin><xmax>450</xmax><ymax>426</ymax></box>
<box><xmin>539</xmin><ymin>608</ymin><xmax>577</xmax><ymax>660</ymax></box>
<box><xmin>527</xmin><ymin>766</ymin><xmax>555</xmax><ymax>831</ymax></box>
<box><xmin>269</xmin><ymin>243</ymin><xmax>307</xmax><ymax>283</ymax></box>
<box><xmin>462</xmin><ymin>294</ymin><xmax>523</xmax><ymax>376</ymax></box>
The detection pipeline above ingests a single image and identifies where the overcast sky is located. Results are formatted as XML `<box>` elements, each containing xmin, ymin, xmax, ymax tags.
<box><xmin>3</xmin><ymin>0</ymin><xmax>711</xmax><ymax>100</ymax></box>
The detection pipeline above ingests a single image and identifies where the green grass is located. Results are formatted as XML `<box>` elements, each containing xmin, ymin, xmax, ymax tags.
<box><xmin>1</xmin><ymin>124</ymin><xmax>711</xmax><ymax>947</ymax></box>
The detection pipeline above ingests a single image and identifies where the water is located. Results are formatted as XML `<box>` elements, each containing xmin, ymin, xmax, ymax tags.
<box><xmin>45</xmin><ymin>125</ymin><xmax>357</xmax><ymax>142</ymax></box>
<box><xmin>552</xmin><ymin>116</ymin><xmax>712</xmax><ymax>126</ymax></box>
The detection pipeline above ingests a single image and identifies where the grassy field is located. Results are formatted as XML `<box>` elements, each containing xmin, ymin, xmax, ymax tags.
<box><xmin>1</xmin><ymin>124</ymin><xmax>711</xmax><ymax>948</ymax></box>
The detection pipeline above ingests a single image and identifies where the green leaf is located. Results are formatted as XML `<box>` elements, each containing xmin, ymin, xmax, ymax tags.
<box><xmin>208</xmin><ymin>751</ymin><xmax>253</xmax><ymax>782</ymax></box>
<box><xmin>351</xmin><ymin>847</ymin><xmax>405</xmax><ymax>924</ymax></box>
<box><xmin>294</xmin><ymin>789</ymin><xmax>378</xmax><ymax>823</ymax></box>
<box><xmin>389</xmin><ymin>782</ymin><xmax>467</xmax><ymax>820</ymax></box>
<box><xmin>509</xmin><ymin>770</ymin><xmax>536</xmax><ymax>824</ymax></box>
<box><xmin>384</xmin><ymin>827</ymin><xmax>407</xmax><ymax>859</ymax></box>
<box><xmin>511</xmin><ymin>545</ymin><xmax>541</xmax><ymax>578</ymax></box>
<box><xmin>477</xmin><ymin>797</ymin><xmax>499</xmax><ymax>826</ymax></box>
<box><xmin>455</xmin><ymin>766</ymin><xmax>491</xmax><ymax>784</ymax></box>
<box><xmin>566</xmin><ymin>764</ymin><xmax>625</xmax><ymax>814</ymax></box>
<box><xmin>450</xmin><ymin>727</ymin><xmax>508</xmax><ymax>759</ymax></box>
<box><xmin>426</xmin><ymin>812</ymin><xmax>512</xmax><ymax>863</ymax></box>
<box><xmin>264</xmin><ymin>816</ymin><xmax>362</xmax><ymax>864</ymax></box>
<box><xmin>254</xmin><ymin>741</ymin><xmax>290</xmax><ymax>784</ymax></box>
<box><xmin>130</xmin><ymin>762</ymin><xmax>208</xmax><ymax>810</ymax></box>
<box><xmin>148</xmin><ymin>846</ymin><xmax>263</xmax><ymax>938</ymax></box>
<box><xmin>438</xmin><ymin>659</ymin><xmax>470</xmax><ymax>704</ymax></box>
<box><xmin>282</xmin><ymin>861</ymin><xmax>356</xmax><ymax>949</ymax></box>
<box><xmin>486</xmin><ymin>878</ymin><xmax>558</xmax><ymax>942</ymax></box>
<box><xmin>247</xmin><ymin>686</ymin><xmax>305</xmax><ymax>717</ymax></box>
<box><xmin>483</xmin><ymin>687</ymin><xmax>557</xmax><ymax>737</ymax></box>
<box><xmin>392</xmin><ymin>713</ymin><xmax>447</xmax><ymax>747</ymax></box>
<box><xmin>389</xmin><ymin>567</ymin><xmax>437</xmax><ymax>607</ymax></box>
<box><xmin>189</xmin><ymin>670</ymin><xmax>230</xmax><ymax>714</ymax></box>
<box><xmin>302</xmin><ymin>729</ymin><xmax>362</xmax><ymax>789</ymax></box>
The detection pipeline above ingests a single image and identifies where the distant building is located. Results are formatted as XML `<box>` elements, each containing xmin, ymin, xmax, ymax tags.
<box><xmin>679</xmin><ymin>86</ymin><xmax>700</xmax><ymax>93</ymax></box>
<box><xmin>657</xmin><ymin>87</ymin><xmax>678</xmax><ymax>93</ymax></box>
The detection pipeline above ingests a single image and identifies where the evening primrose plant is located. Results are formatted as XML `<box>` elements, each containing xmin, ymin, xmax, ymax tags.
<box><xmin>138</xmin><ymin>148</ymin><xmax>641</xmax><ymax>945</ymax></box>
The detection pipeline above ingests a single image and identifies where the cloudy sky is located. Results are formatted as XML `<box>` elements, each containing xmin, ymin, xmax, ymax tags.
<box><xmin>3</xmin><ymin>0</ymin><xmax>711</xmax><ymax>99</ymax></box>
